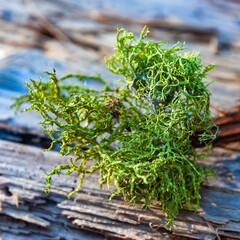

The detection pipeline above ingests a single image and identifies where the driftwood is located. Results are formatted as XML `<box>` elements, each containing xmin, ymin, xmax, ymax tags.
<box><xmin>87</xmin><ymin>12</ymin><xmax>218</xmax><ymax>44</ymax></box>
<box><xmin>0</xmin><ymin>1</ymin><xmax>240</xmax><ymax>239</ymax></box>
<box><xmin>0</xmin><ymin>139</ymin><xmax>240</xmax><ymax>240</ymax></box>
<box><xmin>0</xmin><ymin>121</ymin><xmax>52</xmax><ymax>149</ymax></box>
<box><xmin>1</xmin><ymin>104</ymin><xmax>240</xmax><ymax>152</ymax></box>
<box><xmin>192</xmin><ymin>104</ymin><xmax>240</xmax><ymax>149</ymax></box>
<box><xmin>213</xmin><ymin>104</ymin><xmax>240</xmax><ymax>149</ymax></box>
<box><xmin>0</xmin><ymin>20</ymin><xmax>43</xmax><ymax>49</ymax></box>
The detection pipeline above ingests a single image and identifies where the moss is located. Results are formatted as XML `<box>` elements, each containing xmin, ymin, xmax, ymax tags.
<box><xmin>13</xmin><ymin>27</ymin><xmax>218</xmax><ymax>226</ymax></box>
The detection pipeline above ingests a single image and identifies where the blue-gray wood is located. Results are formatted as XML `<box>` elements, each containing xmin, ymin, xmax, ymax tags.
<box><xmin>0</xmin><ymin>139</ymin><xmax>239</xmax><ymax>239</ymax></box>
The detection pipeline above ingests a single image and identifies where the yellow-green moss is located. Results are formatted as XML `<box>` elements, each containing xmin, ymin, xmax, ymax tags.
<box><xmin>13</xmin><ymin>27</ymin><xmax>218</xmax><ymax>226</ymax></box>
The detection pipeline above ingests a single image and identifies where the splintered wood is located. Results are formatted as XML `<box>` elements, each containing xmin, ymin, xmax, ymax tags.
<box><xmin>213</xmin><ymin>104</ymin><xmax>240</xmax><ymax>150</ymax></box>
<box><xmin>0</xmin><ymin>139</ymin><xmax>240</xmax><ymax>240</ymax></box>
<box><xmin>0</xmin><ymin>1</ymin><xmax>240</xmax><ymax>239</ymax></box>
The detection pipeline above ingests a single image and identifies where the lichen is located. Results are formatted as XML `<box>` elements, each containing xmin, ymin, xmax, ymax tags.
<box><xmin>13</xmin><ymin>26</ymin><xmax>218</xmax><ymax>226</ymax></box>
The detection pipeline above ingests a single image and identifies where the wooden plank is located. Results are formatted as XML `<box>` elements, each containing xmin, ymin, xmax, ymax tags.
<box><xmin>0</xmin><ymin>139</ymin><xmax>240</xmax><ymax>239</ymax></box>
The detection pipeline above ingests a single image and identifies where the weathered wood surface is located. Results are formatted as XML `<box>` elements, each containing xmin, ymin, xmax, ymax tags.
<box><xmin>213</xmin><ymin>105</ymin><xmax>240</xmax><ymax>150</ymax></box>
<box><xmin>0</xmin><ymin>139</ymin><xmax>240</xmax><ymax>240</ymax></box>
<box><xmin>1</xmin><ymin>103</ymin><xmax>240</xmax><ymax>152</ymax></box>
<box><xmin>0</xmin><ymin>0</ymin><xmax>240</xmax><ymax>130</ymax></box>
<box><xmin>0</xmin><ymin>1</ymin><xmax>240</xmax><ymax>239</ymax></box>
<box><xmin>192</xmin><ymin>104</ymin><xmax>240</xmax><ymax>150</ymax></box>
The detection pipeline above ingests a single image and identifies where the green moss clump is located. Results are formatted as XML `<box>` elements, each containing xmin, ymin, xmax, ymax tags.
<box><xmin>13</xmin><ymin>26</ymin><xmax>218</xmax><ymax>226</ymax></box>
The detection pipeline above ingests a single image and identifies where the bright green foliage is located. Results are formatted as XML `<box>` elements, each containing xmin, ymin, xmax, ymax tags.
<box><xmin>13</xmin><ymin>27</ymin><xmax>218</xmax><ymax>226</ymax></box>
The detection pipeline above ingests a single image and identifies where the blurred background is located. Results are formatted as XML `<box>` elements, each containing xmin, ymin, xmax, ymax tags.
<box><xmin>0</xmin><ymin>0</ymin><xmax>240</xmax><ymax>131</ymax></box>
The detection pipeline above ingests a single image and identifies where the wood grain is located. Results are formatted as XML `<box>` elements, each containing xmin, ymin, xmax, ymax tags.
<box><xmin>0</xmin><ymin>139</ymin><xmax>240</xmax><ymax>239</ymax></box>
